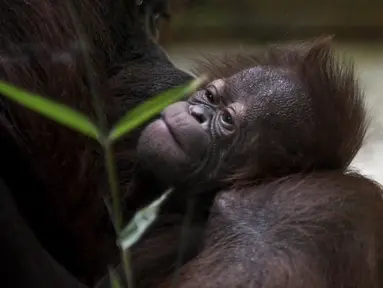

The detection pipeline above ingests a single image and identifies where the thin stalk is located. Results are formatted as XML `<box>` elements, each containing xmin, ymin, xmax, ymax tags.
<box><xmin>121</xmin><ymin>246</ymin><xmax>134</xmax><ymax>288</ymax></box>
<box><xmin>67</xmin><ymin>3</ymin><xmax>134</xmax><ymax>287</ymax></box>
<box><xmin>104</xmin><ymin>143</ymin><xmax>122</xmax><ymax>231</ymax></box>
<box><xmin>105</xmin><ymin>141</ymin><xmax>134</xmax><ymax>288</ymax></box>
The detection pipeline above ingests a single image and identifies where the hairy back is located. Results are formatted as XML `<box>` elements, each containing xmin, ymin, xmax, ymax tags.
<box><xmin>168</xmin><ymin>172</ymin><xmax>383</xmax><ymax>288</ymax></box>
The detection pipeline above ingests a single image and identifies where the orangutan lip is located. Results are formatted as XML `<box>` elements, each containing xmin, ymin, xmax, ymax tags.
<box><xmin>160</xmin><ymin>116</ymin><xmax>183</xmax><ymax>149</ymax></box>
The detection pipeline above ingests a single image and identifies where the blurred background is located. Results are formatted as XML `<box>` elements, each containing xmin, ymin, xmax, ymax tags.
<box><xmin>158</xmin><ymin>0</ymin><xmax>383</xmax><ymax>184</ymax></box>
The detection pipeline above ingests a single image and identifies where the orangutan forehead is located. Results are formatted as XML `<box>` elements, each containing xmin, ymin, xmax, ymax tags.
<box><xmin>210</xmin><ymin>67</ymin><xmax>302</xmax><ymax>104</ymax></box>
<box><xmin>229</xmin><ymin>67</ymin><xmax>299</xmax><ymax>86</ymax></box>
<box><xmin>208</xmin><ymin>78</ymin><xmax>226</xmax><ymax>91</ymax></box>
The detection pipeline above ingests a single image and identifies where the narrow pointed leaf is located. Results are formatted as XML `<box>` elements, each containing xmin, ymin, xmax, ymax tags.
<box><xmin>0</xmin><ymin>80</ymin><xmax>100</xmax><ymax>140</ymax></box>
<box><xmin>108</xmin><ymin>76</ymin><xmax>206</xmax><ymax>142</ymax></box>
<box><xmin>117</xmin><ymin>188</ymin><xmax>173</xmax><ymax>250</ymax></box>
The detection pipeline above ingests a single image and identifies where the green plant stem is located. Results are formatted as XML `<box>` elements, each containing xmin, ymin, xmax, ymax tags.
<box><xmin>104</xmin><ymin>142</ymin><xmax>122</xmax><ymax>230</ymax></box>
<box><xmin>105</xmin><ymin>141</ymin><xmax>134</xmax><ymax>288</ymax></box>
<box><xmin>121</xmin><ymin>247</ymin><xmax>134</xmax><ymax>288</ymax></box>
<box><xmin>68</xmin><ymin>4</ymin><xmax>134</xmax><ymax>283</ymax></box>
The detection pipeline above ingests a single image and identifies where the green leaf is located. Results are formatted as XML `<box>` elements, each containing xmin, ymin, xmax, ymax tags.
<box><xmin>0</xmin><ymin>80</ymin><xmax>100</xmax><ymax>140</ymax></box>
<box><xmin>108</xmin><ymin>76</ymin><xmax>206</xmax><ymax>143</ymax></box>
<box><xmin>117</xmin><ymin>188</ymin><xmax>173</xmax><ymax>250</ymax></box>
<box><xmin>108</xmin><ymin>267</ymin><xmax>123</xmax><ymax>288</ymax></box>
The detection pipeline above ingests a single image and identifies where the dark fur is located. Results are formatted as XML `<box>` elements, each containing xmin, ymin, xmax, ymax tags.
<box><xmin>166</xmin><ymin>172</ymin><xmax>383</xmax><ymax>288</ymax></box>
<box><xmin>0</xmin><ymin>178</ymin><xmax>87</xmax><ymax>288</ymax></box>
<box><xmin>0</xmin><ymin>0</ymin><xmax>192</xmax><ymax>285</ymax></box>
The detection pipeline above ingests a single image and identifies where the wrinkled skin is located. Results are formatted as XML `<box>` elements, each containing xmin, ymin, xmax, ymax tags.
<box><xmin>137</xmin><ymin>66</ymin><xmax>309</xmax><ymax>186</ymax></box>
<box><xmin>137</xmin><ymin>39</ymin><xmax>367</xmax><ymax>189</ymax></box>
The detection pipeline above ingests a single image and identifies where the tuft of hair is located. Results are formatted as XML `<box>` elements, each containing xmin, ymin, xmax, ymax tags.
<box><xmin>192</xmin><ymin>37</ymin><xmax>369</xmax><ymax>183</ymax></box>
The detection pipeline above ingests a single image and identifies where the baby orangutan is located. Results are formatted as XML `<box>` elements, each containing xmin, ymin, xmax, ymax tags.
<box><xmin>126</xmin><ymin>38</ymin><xmax>383</xmax><ymax>288</ymax></box>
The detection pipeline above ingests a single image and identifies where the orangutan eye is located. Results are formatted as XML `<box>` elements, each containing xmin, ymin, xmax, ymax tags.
<box><xmin>204</xmin><ymin>89</ymin><xmax>215</xmax><ymax>103</ymax></box>
<box><xmin>220</xmin><ymin>109</ymin><xmax>234</xmax><ymax>126</ymax></box>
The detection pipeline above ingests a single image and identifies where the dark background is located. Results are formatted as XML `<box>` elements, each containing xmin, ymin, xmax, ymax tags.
<box><xmin>160</xmin><ymin>0</ymin><xmax>383</xmax><ymax>45</ymax></box>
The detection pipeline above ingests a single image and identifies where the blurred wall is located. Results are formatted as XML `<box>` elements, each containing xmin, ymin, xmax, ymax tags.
<box><xmin>160</xmin><ymin>0</ymin><xmax>383</xmax><ymax>45</ymax></box>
